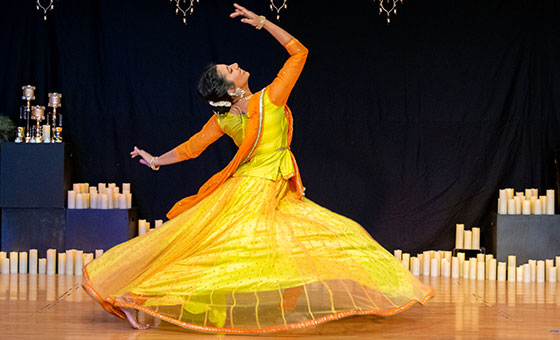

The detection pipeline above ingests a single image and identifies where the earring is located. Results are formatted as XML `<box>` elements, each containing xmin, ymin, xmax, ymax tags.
<box><xmin>229</xmin><ymin>88</ymin><xmax>245</xmax><ymax>98</ymax></box>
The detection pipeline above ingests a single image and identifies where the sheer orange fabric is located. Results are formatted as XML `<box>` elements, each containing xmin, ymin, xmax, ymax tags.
<box><xmin>166</xmin><ymin>39</ymin><xmax>308</xmax><ymax>219</ymax></box>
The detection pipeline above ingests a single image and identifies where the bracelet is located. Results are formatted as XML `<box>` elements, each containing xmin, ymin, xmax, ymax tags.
<box><xmin>256</xmin><ymin>15</ymin><xmax>266</xmax><ymax>30</ymax></box>
<box><xmin>149</xmin><ymin>156</ymin><xmax>160</xmax><ymax>171</ymax></box>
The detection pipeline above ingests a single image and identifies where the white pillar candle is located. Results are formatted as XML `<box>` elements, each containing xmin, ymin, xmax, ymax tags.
<box><xmin>514</xmin><ymin>197</ymin><xmax>522</xmax><ymax>214</ymax></box>
<box><xmin>422</xmin><ymin>251</ymin><xmax>431</xmax><ymax>276</ymax></box>
<box><xmin>393</xmin><ymin>249</ymin><xmax>402</xmax><ymax>260</ymax></box>
<box><xmin>455</xmin><ymin>224</ymin><xmax>464</xmax><ymax>249</ymax></box>
<box><xmin>38</xmin><ymin>258</ymin><xmax>47</xmax><ymax>274</ymax></box>
<box><xmin>430</xmin><ymin>258</ymin><xmax>440</xmax><ymax>277</ymax></box>
<box><xmin>534</xmin><ymin>199</ymin><xmax>543</xmax><ymax>215</ymax></box>
<box><xmin>549</xmin><ymin>267</ymin><xmax>557</xmax><ymax>283</ymax></box>
<box><xmin>118</xmin><ymin>194</ymin><xmax>127</xmax><ymax>209</ymax></box>
<box><xmin>98</xmin><ymin>183</ymin><xmax>106</xmax><ymax>193</ymax></box>
<box><xmin>530</xmin><ymin>197</ymin><xmax>538</xmax><ymax>214</ymax></box>
<box><xmin>401</xmin><ymin>253</ymin><xmax>410</xmax><ymax>270</ymax></box>
<box><xmin>508</xmin><ymin>255</ymin><xmax>516</xmax><ymax>268</ymax></box>
<box><xmin>0</xmin><ymin>251</ymin><xmax>5</xmax><ymax>261</ymax></box>
<box><xmin>451</xmin><ymin>257</ymin><xmax>459</xmax><ymax>278</ymax></box>
<box><xmin>67</xmin><ymin>191</ymin><xmax>76</xmax><ymax>209</ymax></box>
<box><xmin>507</xmin><ymin>266</ymin><xmax>516</xmax><ymax>282</ymax></box>
<box><xmin>541</xmin><ymin>196</ymin><xmax>547</xmax><ymax>215</ymax></box>
<box><xmin>463</xmin><ymin>260</ymin><xmax>470</xmax><ymax>279</ymax></box>
<box><xmin>463</xmin><ymin>230</ymin><xmax>472</xmax><ymax>249</ymax></box>
<box><xmin>476</xmin><ymin>253</ymin><xmax>485</xmax><ymax>263</ymax></box>
<box><xmin>507</xmin><ymin>199</ymin><xmax>516</xmax><ymax>215</ymax></box>
<box><xmin>488</xmin><ymin>258</ymin><xmax>497</xmax><ymax>281</ymax></box>
<box><xmin>100</xmin><ymin>194</ymin><xmax>109</xmax><ymax>209</ymax></box>
<box><xmin>442</xmin><ymin>258</ymin><xmax>451</xmax><ymax>277</ymax></box>
<box><xmin>145</xmin><ymin>221</ymin><xmax>151</xmax><ymax>232</ymax></box>
<box><xmin>9</xmin><ymin>252</ymin><xmax>18</xmax><ymax>274</ymax></box>
<box><xmin>84</xmin><ymin>183</ymin><xmax>90</xmax><ymax>194</ymax></box>
<box><xmin>1</xmin><ymin>258</ymin><xmax>9</xmax><ymax>274</ymax></box>
<box><xmin>417</xmin><ymin>253</ymin><xmax>423</xmax><ymax>270</ymax></box>
<box><xmin>29</xmin><ymin>249</ymin><xmax>38</xmax><ymax>275</ymax></box>
<box><xmin>525</xmin><ymin>188</ymin><xmax>531</xmax><ymax>198</ymax></box>
<box><xmin>75</xmin><ymin>250</ymin><xmax>84</xmax><ymax>276</ymax></box>
<box><xmin>95</xmin><ymin>249</ymin><xmax>104</xmax><ymax>258</ymax></box>
<box><xmin>138</xmin><ymin>219</ymin><xmax>147</xmax><ymax>236</ymax></box>
<box><xmin>506</xmin><ymin>188</ymin><xmax>514</xmax><ymax>200</ymax></box>
<box><xmin>411</xmin><ymin>257</ymin><xmax>420</xmax><ymax>276</ymax></box>
<box><xmin>126</xmin><ymin>193</ymin><xmax>132</xmax><ymax>209</ymax></box>
<box><xmin>529</xmin><ymin>260</ymin><xmax>536</xmax><ymax>282</ymax></box>
<box><xmin>108</xmin><ymin>192</ymin><xmax>114</xmax><ymax>209</ymax></box>
<box><xmin>537</xmin><ymin>261</ymin><xmax>545</xmax><ymax>283</ymax></box>
<box><xmin>73</xmin><ymin>183</ymin><xmax>80</xmax><ymax>193</ymax></box>
<box><xmin>155</xmin><ymin>220</ymin><xmax>163</xmax><ymax>228</ymax></box>
<box><xmin>522</xmin><ymin>200</ymin><xmax>531</xmax><ymax>215</ymax></box>
<box><xmin>75</xmin><ymin>194</ymin><xmax>84</xmax><ymax>209</ymax></box>
<box><xmin>83</xmin><ymin>253</ymin><xmax>94</xmax><ymax>266</ymax></box>
<box><xmin>477</xmin><ymin>261</ymin><xmax>485</xmax><ymax>280</ymax></box>
<box><xmin>497</xmin><ymin>262</ymin><xmax>506</xmax><ymax>282</ymax></box>
<box><xmin>90</xmin><ymin>192</ymin><xmax>98</xmax><ymax>209</ymax></box>
<box><xmin>123</xmin><ymin>183</ymin><xmax>131</xmax><ymax>193</ymax></box>
<box><xmin>457</xmin><ymin>252</ymin><xmax>465</xmax><ymax>278</ymax></box>
<box><xmin>532</xmin><ymin>188</ymin><xmax>539</xmax><ymax>198</ymax></box>
<box><xmin>521</xmin><ymin>264</ymin><xmax>530</xmax><ymax>283</ymax></box>
<box><xmin>469</xmin><ymin>258</ymin><xmax>477</xmax><ymax>279</ymax></box>
<box><xmin>485</xmin><ymin>254</ymin><xmax>493</xmax><ymax>277</ymax></box>
<box><xmin>65</xmin><ymin>250</ymin><xmax>75</xmax><ymax>275</ymax></box>
<box><xmin>516</xmin><ymin>266</ymin><xmax>523</xmax><ymax>282</ymax></box>
<box><xmin>547</xmin><ymin>189</ymin><xmax>555</xmax><ymax>215</ymax></box>
<box><xmin>556</xmin><ymin>256</ymin><xmax>560</xmax><ymax>268</ymax></box>
<box><xmin>18</xmin><ymin>252</ymin><xmax>28</xmax><ymax>274</ymax></box>
<box><xmin>498</xmin><ymin>190</ymin><xmax>508</xmax><ymax>214</ymax></box>
<box><xmin>58</xmin><ymin>253</ymin><xmax>66</xmax><ymax>274</ymax></box>
<box><xmin>46</xmin><ymin>249</ymin><xmax>56</xmax><ymax>275</ymax></box>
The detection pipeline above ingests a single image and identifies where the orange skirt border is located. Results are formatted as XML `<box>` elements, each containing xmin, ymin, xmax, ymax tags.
<box><xmin>82</xmin><ymin>265</ymin><xmax>434</xmax><ymax>334</ymax></box>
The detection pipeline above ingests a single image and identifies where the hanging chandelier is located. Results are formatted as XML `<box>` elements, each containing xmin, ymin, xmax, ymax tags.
<box><xmin>376</xmin><ymin>0</ymin><xmax>404</xmax><ymax>24</ymax></box>
<box><xmin>171</xmin><ymin>0</ymin><xmax>199</xmax><ymax>25</ymax></box>
<box><xmin>36</xmin><ymin>0</ymin><xmax>55</xmax><ymax>21</ymax></box>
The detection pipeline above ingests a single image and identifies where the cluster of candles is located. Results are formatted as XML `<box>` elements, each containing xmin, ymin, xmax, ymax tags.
<box><xmin>138</xmin><ymin>219</ymin><xmax>164</xmax><ymax>236</ymax></box>
<box><xmin>394</xmin><ymin>250</ymin><xmax>559</xmax><ymax>283</ymax></box>
<box><xmin>67</xmin><ymin>183</ymin><xmax>132</xmax><ymax>209</ymax></box>
<box><xmin>454</xmin><ymin>224</ymin><xmax>480</xmax><ymax>250</ymax></box>
<box><xmin>497</xmin><ymin>188</ymin><xmax>555</xmax><ymax>215</ymax></box>
<box><xmin>0</xmin><ymin>249</ymin><xmax>104</xmax><ymax>275</ymax></box>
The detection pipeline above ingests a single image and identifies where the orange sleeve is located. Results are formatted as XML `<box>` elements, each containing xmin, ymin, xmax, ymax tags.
<box><xmin>173</xmin><ymin>115</ymin><xmax>224</xmax><ymax>161</ymax></box>
<box><xmin>268</xmin><ymin>39</ymin><xmax>309</xmax><ymax>107</ymax></box>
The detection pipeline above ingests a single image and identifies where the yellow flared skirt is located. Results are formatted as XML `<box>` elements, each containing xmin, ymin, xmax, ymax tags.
<box><xmin>83</xmin><ymin>176</ymin><xmax>433</xmax><ymax>334</ymax></box>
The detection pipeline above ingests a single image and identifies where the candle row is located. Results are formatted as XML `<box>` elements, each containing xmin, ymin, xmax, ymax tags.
<box><xmin>394</xmin><ymin>250</ymin><xmax>560</xmax><ymax>283</ymax></box>
<box><xmin>497</xmin><ymin>188</ymin><xmax>555</xmax><ymax>215</ymax></box>
<box><xmin>138</xmin><ymin>219</ymin><xmax>164</xmax><ymax>236</ymax></box>
<box><xmin>0</xmin><ymin>249</ymin><xmax>104</xmax><ymax>275</ymax></box>
<box><xmin>454</xmin><ymin>225</ymin><xmax>480</xmax><ymax>250</ymax></box>
<box><xmin>68</xmin><ymin>183</ymin><xmax>132</xmax><ymax>209</ymax></box>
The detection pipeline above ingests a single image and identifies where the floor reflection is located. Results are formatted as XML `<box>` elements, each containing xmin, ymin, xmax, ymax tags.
<box><xmin>0</xmin><ymin>274</ymin><xmax>85</xmax><ymax>302</ymax></box>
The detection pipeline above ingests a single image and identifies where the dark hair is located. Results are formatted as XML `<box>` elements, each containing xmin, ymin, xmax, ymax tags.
<box><xmin>197</xmin><ymin>64</ymin><xmax>234</xmax><ymax>115</ymax></box>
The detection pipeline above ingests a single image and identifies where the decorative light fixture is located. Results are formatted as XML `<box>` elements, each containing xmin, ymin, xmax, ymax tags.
<box><xmin>376</xmin><ymin>0</ymin><xmax>404</xmax><ymax>24</ymax></box>
<box><xmin>36</xmin><ymin>0</ymin><xmax>55</xmax><ymax>21</ymax></box>
<box><xmin>269</xmin><ymin>0</ymin><xmax>288</xmax><ymax>21</ymax></box>
<box><xmin>171</xmin><ymin>0</ymin><xmax>199</xmax><ymax>25</ymax></box>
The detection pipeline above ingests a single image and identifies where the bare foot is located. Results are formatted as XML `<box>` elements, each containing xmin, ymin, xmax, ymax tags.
<box><xmin>122</xmin><ymin>307</ymin><xmax>150</xmax><ymax>330</ymax></box>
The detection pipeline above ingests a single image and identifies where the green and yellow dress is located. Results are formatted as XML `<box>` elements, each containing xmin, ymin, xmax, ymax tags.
<box><xmin>83</xmin><ymin>39</ymin><xmax>433</xmax><ymax>334</ymax></box>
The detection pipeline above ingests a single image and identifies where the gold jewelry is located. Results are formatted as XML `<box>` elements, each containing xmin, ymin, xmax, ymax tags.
<box><xmin>150</xmin><ymin>156</ymin><xmax>160</xmax><ymax>171</ymax></box>
<box><xmin>256</xmin><ymin>15</ymin><xmax>266</xmax><ymax>30</ymax></box>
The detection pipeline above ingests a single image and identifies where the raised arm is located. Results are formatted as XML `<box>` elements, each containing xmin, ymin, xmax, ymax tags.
<box><xmin>131</xmin><ymin>115</ymin><xmax>224</xmax><ymax>170</ymax></box>
<box><xmin>230</xmin><ymin>3</ymin><xmax>308</xmax><ymax>107</ymax></box>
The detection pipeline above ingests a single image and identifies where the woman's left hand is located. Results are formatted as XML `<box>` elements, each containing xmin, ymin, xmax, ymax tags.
<box><xmin>230</xmin><ymin>3</ymin><xmax>261</xmax><ymax>27</ymax></box>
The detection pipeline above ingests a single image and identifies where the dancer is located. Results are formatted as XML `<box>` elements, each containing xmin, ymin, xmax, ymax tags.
<box><xmin>83</xmin><ymin>3</ymin><xmax>433</xmax><ymax>334</ymax></box>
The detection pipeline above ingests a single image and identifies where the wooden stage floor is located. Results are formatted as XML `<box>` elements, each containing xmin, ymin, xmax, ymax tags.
<box><xmin>1</xmin><ymin>274</ymin><xmax>559</xmax><ymax>339</ymax></box>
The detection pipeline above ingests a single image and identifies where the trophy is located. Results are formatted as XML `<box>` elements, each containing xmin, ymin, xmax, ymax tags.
<box><xmin>21</xmin><ymin>85</ymin><xmax>36</xmax><ymax>143</ymax></box>
<box><xmin>48</xmin><ymin>92</ymin><xmax>62</xmax><ymax>143</ymax></box>
<box><xmin>48</xmin><ymin>92</ymin><xmax>63</xmax><ymax>143</ymax></box>
<box><xmin>31</xmin><ymin>105</ymin><xmax>45</xmax><ymax>143</ymax></box>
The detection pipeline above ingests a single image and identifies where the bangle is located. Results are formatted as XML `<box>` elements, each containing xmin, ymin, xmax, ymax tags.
<box><xmin>256</xmin><ymin>15</ymin><xmax>266</xmax><ymax>30</ymax></box>
<box><xmin>150</xmin><ymin>156</ymin><xmax>160</xmax><ymax>171</ymax></box>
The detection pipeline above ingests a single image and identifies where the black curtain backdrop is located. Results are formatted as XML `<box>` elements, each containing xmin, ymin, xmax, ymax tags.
<box><xmin>1</xmin><ymin>0</ymin><xmax>559</xmax><ymax>254</ymax></box>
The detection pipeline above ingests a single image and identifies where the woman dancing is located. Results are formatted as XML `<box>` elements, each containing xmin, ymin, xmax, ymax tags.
<box><xmin>83</xmin><ymin>3</ymin><xmax>433</xmax><ymax>334</ymax></box>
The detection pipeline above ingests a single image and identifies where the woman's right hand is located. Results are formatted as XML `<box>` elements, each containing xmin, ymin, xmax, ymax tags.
<box><xmin>229</xmin><ymin>3</ymin><xmax>261</xmax><ymax>28</ymax></box>
<box><xmin>130</xmin><ymin>146</ymin><xmax>153</xmax><ymax>168</ymax></box>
